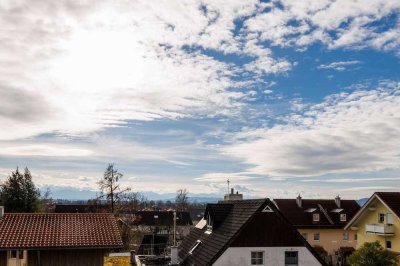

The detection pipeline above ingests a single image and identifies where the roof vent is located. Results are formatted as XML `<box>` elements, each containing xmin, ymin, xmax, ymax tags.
<box><xmin>296</xmin><ymin>194</ymin><xmax>302</xmax><ymax>208</ymax></box>
<box><xmin>335</xmin><ymin>195</ymin><xmax>341</xmax><ymax>208</ymax></box>
<box><xmin>0</xmin><ymin>206</ymin><xmax>4</xmax><ymax>219</ymax></box>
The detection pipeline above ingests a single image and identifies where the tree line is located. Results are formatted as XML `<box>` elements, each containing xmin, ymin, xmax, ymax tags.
<box><xmin>0</xmin><ymin>164</ymin><xmax>192</xmax><ymax>213</ymax></box>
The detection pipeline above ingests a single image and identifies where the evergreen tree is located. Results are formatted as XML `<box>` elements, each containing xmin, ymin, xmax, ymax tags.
<box><xmin>348</xmin><ymin>241</ymin><xmax>398</xmax><ymax>266</ymax></box>
<box><xmin>0</xmin><ymin>167</ymin><xmax>40</xmax><ymax>212</ymax></box>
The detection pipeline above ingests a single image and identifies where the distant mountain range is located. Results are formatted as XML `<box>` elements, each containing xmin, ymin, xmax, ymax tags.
<box><xmin>357</xmin><ymin>198</ymin><xmax>369</xmax><ymax>206</ymax></box>
<box><xmin>46</xmin><ymin>186</ymin><xmax>221</xmax><ymax>203</ymax></box>
<box><xmin>45</xmin><ymin>186</ymin><xmax>371</xmax><ymax>205</ymax></box>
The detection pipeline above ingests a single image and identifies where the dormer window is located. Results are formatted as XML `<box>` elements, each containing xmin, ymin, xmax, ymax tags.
<box><xmin>313</xmin><ymin>213</ymin><xmax>320</xmax><ymax>222</ymax></box>
<box><xmin>340</xmin><ymin>213</ymin><xmax>347</xmax><ymax>222</ymax></box>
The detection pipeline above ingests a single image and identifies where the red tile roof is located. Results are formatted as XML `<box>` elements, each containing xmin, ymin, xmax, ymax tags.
<box><xmin>0</xmin><ymin>213</ymin><xmax>123</xmax><ymax>250</ymax></box>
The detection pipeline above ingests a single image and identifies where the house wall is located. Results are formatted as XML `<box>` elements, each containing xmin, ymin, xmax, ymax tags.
<box><xmin>27</xmin><ymin>249</ymin><xmax>106</xmax><ymax>266</ymax></box>
<box><xmin>213</xmin><ymin>247</ymin><xmax>322</xmax><ymax>266</ymax></box>
<box><xmin>352</xmin><ymin>199</ymin><xmax>399</xmax><ymax>251</ymax></box>
<box><xmin>298</xmin><ymin>228</ymin><xmax>357</xmax><ymax>254</ymax></box>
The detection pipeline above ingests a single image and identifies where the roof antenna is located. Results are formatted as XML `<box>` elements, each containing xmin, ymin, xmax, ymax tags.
<box><xmin>227</xmin><ymin>179</ymin><xmax>230</xmax><ymax>195</ymax></box>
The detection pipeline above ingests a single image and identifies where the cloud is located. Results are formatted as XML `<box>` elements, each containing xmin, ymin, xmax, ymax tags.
<box><xmin>301</xmin><ymin>177</ymin><xmax>400</xmax><ymax>183</ymax></box>
<box><xmin>195</xmin><ymin>172</ymin><xmax>257</xmax><ymax>182</ymax></box>
<box><xmin>222</xmin><ymin>81</ymin><xmax>400</xmax><ymax>177</ymax></box>
<box><xmin>0</xmin><ymin>0</ymin><xmax>292</xmax><ymax>141</ymax></box>
<box><xmin>318</xmin><ymin>60</ymin><xmax>361</xmax><ymax>71</ymax></box>
<box><xmin>244</xmin><ymin>0</ymin><xmax>400</xmax><ymax>52</ymax></box>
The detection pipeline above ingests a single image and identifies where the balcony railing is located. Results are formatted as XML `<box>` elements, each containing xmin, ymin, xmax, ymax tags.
<box><xmin>366</xmin><ymin>224</ymin><xmax>395</xmax><ymax>235</ymax></box>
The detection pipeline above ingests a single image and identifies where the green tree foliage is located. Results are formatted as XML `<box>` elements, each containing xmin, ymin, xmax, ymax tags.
<box><xmin>348</xmin><ymin>241</ymin><xmax>398</xmax><ymax>266</ymax></box>
<box><xmin>0</xmin><ymin>167</ymin><xmax>41</xmax><ymax>212</ymax></box>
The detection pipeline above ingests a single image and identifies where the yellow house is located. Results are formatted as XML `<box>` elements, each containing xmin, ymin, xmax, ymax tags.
<box><xmin>274</xmin><ymin>196</ymin><xmax>361</xmax><ymax>257</ymax></box>
<box><xmin>345</xmin><ymin>192</ymin><xmax>400</xmax><ymax>252</ymax></box>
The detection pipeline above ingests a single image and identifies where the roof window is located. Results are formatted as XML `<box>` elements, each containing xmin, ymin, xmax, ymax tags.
<box><xmin>189</xmin><ymin>240</ymin><xmax>201</xmax><ymax>254</ymax></box>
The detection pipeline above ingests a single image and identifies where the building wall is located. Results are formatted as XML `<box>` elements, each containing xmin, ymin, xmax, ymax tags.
<box><xmin>27</xmin><ymin>249</ymin><xmax>106</xmax><ymax>266</ymax></box>
<box><xmin>352</xmin><ymin>199</ymin><xmax>399</xmax><ymax>251</ymax></box>
<box><xmin>213</xmin><ymin>247</ymin><xmax>322</xmax><ymax>266</ymax></box>
<box><xmin>298</xmin><ymin>228</ymin><xmax>357</xmax><ymax>254</ymax></box>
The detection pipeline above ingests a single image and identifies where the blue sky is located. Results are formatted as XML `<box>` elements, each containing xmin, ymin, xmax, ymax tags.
<box><xmin>0</xmin><ymin>0</ymin><xmax>399</xmax><ymax>200</ymax></box>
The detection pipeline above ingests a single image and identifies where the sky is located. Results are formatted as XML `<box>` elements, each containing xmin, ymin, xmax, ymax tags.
<box><xmin>0</xmin><ymin>0</ymin><xmax>400</xmax><ymax>200</ymax></box>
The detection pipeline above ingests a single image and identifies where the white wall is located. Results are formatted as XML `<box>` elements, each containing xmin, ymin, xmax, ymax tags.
<box><xmin>213</xmin><ymin>247</ymin><xmax>322</xmax><ymax>266</ymax></box>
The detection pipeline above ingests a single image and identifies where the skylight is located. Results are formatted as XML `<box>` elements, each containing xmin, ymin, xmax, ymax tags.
<box><xmin>304</xmin><ymin>208</ymin><xmax>317</xmax><ymax>213</ymax></box>
<box><xmin>189</xmin><ymin>240</ymin><xmax>201</xmax><ymax>255</ymax></box>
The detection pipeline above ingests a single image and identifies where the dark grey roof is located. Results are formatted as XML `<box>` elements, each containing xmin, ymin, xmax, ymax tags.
<box><xmin>273</xmin><ymin>199</ymin><xmax>360</xmax><ymax>229</ymax></box>
<box><xmin>178</xmin><ymin>199</ymin><xmax>326</xmax><ymax>266</ymax></box>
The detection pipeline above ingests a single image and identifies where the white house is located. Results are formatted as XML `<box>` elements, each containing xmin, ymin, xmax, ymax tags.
<box><xmin>178</xmin><ymin>199</ymin><xmax>326</xmax><ymax>266</ymax></box>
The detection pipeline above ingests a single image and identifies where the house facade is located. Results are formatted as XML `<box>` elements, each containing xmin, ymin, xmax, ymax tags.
<box><xmin>345</xmin><ymin>192</ymin><xmax>400</xmax><ymax>252</ymax></box>
<box><xmin>0</xmin><ymin>210</ymin><xmax>122</xmax><ymax>266</ymax></box>
<box><xmin>273</xmin><ymin>196</ymin><xmax>360</xmax><ymax>258</ymax></box>
<box><xmin>178</xmin><ymin>199</ymin><xmax>326</xmax><ymax>266</ymax></box>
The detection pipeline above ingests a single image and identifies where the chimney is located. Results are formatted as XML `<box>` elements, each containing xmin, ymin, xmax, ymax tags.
<box><xmin>224</xmin><ymin>188</ymin><xmax>243</xmax><ymax>201</ymax></box>
<box><xmin>171</xmin><ymin>246</ymin><xmax>179</xmax><ymax>265</ymax></box>
<box><xmin>335</xmin><ymin>195</ymin><xmax>341</xmax><ymax>208</ymax></box>
<box><xmin>0</xmin><ymin>206</ymin><xmax>4</xmax><ymax>219</ymax></box>
<box><xmin>296</xmin><ymin>195</ymin><xmax>302</xmax><ymax>208</ymax></box>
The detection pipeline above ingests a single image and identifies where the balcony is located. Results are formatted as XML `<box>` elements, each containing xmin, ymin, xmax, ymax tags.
<box><xmin>366</xmin><ymin>224</ymin><xmax>395</xmax><ymax>236</ymax></box>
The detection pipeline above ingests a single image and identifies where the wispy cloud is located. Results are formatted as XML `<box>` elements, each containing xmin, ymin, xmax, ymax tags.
<box><xmin>318</xmin><ymin>60</ymin><xmax>361</xmax><ymax>71</ymax></box>
<box><xmin>245</xmin><ymin>0</ymin><xmax>400</xmax><ymax>52</ymax></box>
<box><xmin>222</xmin><ymin>81</ymin><xmax>400</xmax><ymax>177</ymax></box>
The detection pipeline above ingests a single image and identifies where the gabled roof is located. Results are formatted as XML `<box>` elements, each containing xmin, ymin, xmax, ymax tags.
<box><xmin>0</xmin><ymin>213</ymin><xmax>123</xmax><ymax>250</ymax></box>
<box><xmin>345</xmin><ymin>192</ymin><xmax>400</xmax><ymax>230</ymax></box>
<box><xmin>130</xmin><ymin>211</ymin><xmax>192</xmax><ymax>226</ymax></box>
<box><xmin>274</xmin><ymin>199</ymin><xmax>360</xmax><ymax>229</ymax></box>
<box><xmin>178</xmin><ymin>199</ymin><xmax>326</xmax><ymax>266</ymax></box>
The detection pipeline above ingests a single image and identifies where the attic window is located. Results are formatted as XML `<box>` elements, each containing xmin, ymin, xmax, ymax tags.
<box><xmin>262</xmin><ymin>205</ymin><xmax>274</xmax><ymax>212</ymax></box>
<box><xmin>313</xmin><ymin>213</ymin><xmax>320</xmax><ymax>222</ymax></box>
<box><xmin>340</xmin><ymin>214</ymin><xmax>347</xmax><ymax>222</ymax></box>
<box><xmin>189</xmin><ymin>240</ymin><xmax>201</xmax><ymax>254</ymax></box>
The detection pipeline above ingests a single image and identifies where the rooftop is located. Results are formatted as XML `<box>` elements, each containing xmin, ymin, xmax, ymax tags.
<box><xmin>0</xmin><ymin>213</ymin><xmax>123</xmax><ymax>250</ymax></box>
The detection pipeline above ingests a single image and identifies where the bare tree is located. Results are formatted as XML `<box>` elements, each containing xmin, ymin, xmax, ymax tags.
<box><xmin>98</xmin><ymin>163</ymin><xmax>130</xmax><ymax>213</ymax></box>
<box><xmin>175</xmin><ymin>188</ymin><xmax>189</xmax><ymax>211</ymax></box>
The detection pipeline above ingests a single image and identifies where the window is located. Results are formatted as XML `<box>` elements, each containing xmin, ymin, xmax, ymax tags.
<box><xmin>386</xmin><ymin>240</ymin><xmax>392</xmax><ymax>249</ymax></box>
<box><xmin>188</xmin><ymin>240</ymin><xmax>201</xmax><ymax>254</ymax></box>
<box><xmin>251</xmin><ymin>251</ymin><xmax>264</xmax><ymax>265</ymax></box>
<box><xmin>313</xmin><ymin>233</ymin><xmax>320</xmax><ymax>241</ymax></box>
<box><xmin>340</xmin><ymin>213</ymin><xmax>347</xmax><ymax>222</ymax></box>
<box><xmin>379</xmin><ymin>213</ymin><xmax>385</xmax><ymax>223</ymax></box>
<box><xmin>343</xmin><ymin>232</ymin><xmax>349</xmax><ymax>240</ymax></box>
<box><xmin>285</xmin><ymin>251</ymin><xmax>298</xmax><ymax>265</ymax></box>
<box><xmin>9</xmin><ymin>250</ymin><xmax>17</xmax><ymax>259</ymax></box>
<box><xmin>387</xmin><ymin>213</ymin><xmax>393</xmax><ymax>225</ymax></box>
<box><xmin>313</xmin><ymin>213</ymin><xmax>320</xmax><ymax>222</ymax></box>
<box><xmin>354</xmin><ymin>234</ymin><xmax>358</xmax><ymax>241</ymax></box>
<box><xmin>301</xmin><ymin>233</ymin><xmax>308</xmax><ymax>240</ymax></box>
